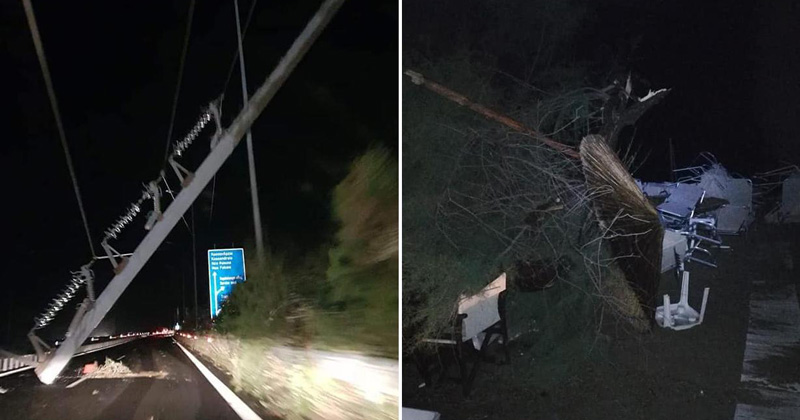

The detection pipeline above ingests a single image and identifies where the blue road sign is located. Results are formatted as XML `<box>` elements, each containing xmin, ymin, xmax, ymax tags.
<box><xmin>208</xmin><ymin>248</ymin><xmax>246</xmax><ymax>318</ymax></box>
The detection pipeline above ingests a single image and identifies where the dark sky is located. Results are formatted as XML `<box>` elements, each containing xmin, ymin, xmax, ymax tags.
<box><xmin>597</xmin><ymin>0</ymin><xmax>799</xmax><ymax>180</ymax></box>
<box><xmin>1</xmin><ymin>0</ymin><xmax>397</xmax><ymax>346</ymax></box>
<box><xmin>404</xmin><ymin>0</ymin><xmax>799</xmax><ymax>180</ymax></box>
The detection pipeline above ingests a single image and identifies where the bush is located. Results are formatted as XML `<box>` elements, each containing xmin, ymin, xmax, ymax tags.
<box><xmin>320</xmin><ymin>147</ymin><xmax>399</xmax><ymax>357</ymax></box>
<box><xmin>216</xmin><ymin>147</ymin><xmax>399</xmax><ymax>358</ymax></box>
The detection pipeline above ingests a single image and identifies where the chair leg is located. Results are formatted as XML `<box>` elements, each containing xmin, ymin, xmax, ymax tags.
<box><xmin>456</xmin><ymin>344</ymin><xmax>470</xmax><ymax>396</ymax></box>
<box><xmin>412</xmin><ymin>350</ymin><xmax>432</xmax><ymax>386</ymax></box>
<box><xmin>437</xmin><ymin>346</ymin><xmax>454</xmax><ymax>386</ymax></box>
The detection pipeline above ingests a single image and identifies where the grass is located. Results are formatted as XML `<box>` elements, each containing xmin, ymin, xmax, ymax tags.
<box><xmin>179</xmin><ymin>335</ymin><xmax>398</xmax><ymax>420</ymax></box>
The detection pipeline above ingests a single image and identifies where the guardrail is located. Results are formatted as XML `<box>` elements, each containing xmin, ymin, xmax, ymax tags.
<box><xmin>0</xmin><ymin>336</ymin><xmax>140</xmax><ymax>377</ymax></box>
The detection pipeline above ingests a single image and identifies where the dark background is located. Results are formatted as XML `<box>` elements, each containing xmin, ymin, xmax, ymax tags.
<box><xmin>1</xmin><ymin>0</ymin><xmax>397</xmax><ymax>348</ymax></box>
<box><xmin>403</xmin><ymin>0</ymin><xmax>800</xmax><ymax>181</ymax></box>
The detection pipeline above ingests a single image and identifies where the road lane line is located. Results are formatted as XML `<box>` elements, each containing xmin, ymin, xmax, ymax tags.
<box><xmin>65</xmin><ymin>377</ymin><xmax>88</xmax><ymax>389</ymax></box>
<box><xmin>173</xmin><ymin>340</ymin><xmax>263</xmax><ymax>420</ymax></box>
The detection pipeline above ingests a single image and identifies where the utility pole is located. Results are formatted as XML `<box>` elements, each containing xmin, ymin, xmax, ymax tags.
<box><xmin>234</xmin><ymin>0</ymin><xmax>266</xmax><ymax>260</ymax></box>
<box><xmin>191</xmin><ymin>205</ymin><xmax>198</xmax><ymax>330</ymax></box>
<box><xmin>181</xmin><ymin>265</ymin><xmax>186</xmax><ymax>323</ymax></box>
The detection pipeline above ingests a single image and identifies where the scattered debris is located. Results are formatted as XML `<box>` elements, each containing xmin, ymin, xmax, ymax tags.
<box><xmin>674</xmin><ymin>158</ymin><xmax>753</xmax><ymax>234</ymax></box>
<box><xmin>661</xmin><ymin>229</ymin><xmax>687</xmax><ymax>273</ymax></box>
<box><xmin>92</xmin><ymin>389</ymin><xmax>99</xmax><ymax>395</ymax></box>
<box><xmin>761</xmin><ymin>167</ymin><xmax>800</xmax><ymax>223</ymax></box>
<box><xmin>655</xmin><ymin>271</ymin><xmax>709</xmax><ymax>331</ymax></box>
<box><xmin>82</xmin><ymin>357</ymin><xmax>167</xmax><ymax>379</ymax></box>
<box><xmin>92</xmin><ymin>358</ymin><xmax>132</xmax><ymax>377</ymax></box>
<box><xmin>0</xmin><ymin>386</ymin><xmax>8</xmax><ymax>394</ymax></box>
<box><xmin>82</xmin><ymin>361</ymin><xmax>98</xmax><ymax>375</ymax></box>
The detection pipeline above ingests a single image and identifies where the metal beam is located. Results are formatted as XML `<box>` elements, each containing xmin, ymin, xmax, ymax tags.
<box><xmin>34</xmin><ymin>0</ymin><xmax>345</xmax><ymax>384</ymax></box>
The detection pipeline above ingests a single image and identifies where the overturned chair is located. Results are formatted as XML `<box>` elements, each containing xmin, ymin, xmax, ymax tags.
<box><xmin>413</xmin><ymin>273</ymin><xmax>510</xmax><ymax>396</ymax></box>
<box><xmin>651</xmin><ymin>183</ymin><xmax>724</xmax><ymax>269</ymax></box>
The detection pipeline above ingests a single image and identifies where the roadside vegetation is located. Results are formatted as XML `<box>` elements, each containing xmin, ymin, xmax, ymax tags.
<box><xmin>214</xmin><ymin>146</ymin><xmax>398</xmax><ymax>358</ymax></box>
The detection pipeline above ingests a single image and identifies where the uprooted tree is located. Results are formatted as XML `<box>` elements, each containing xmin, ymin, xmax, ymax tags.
<box><xmin>403</xmin><ymin>60</ymin><xmax>668</xmax><ymax>366</ymax></box>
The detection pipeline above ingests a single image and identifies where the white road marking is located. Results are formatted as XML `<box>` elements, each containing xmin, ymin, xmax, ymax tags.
<box><xmin>65</xmin><ymin>377</ymin><xmax>88</xmax><ymax>389</ymax></box>
<box><xmin>173</xmin><ymin>340</ymin><xmax>263</xmax><ymax>420</ymax></box>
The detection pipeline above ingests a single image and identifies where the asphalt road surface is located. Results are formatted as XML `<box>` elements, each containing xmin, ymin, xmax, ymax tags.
<box><xmin>0</xmin><ymin>336</ymin><xmax>248</xmax><ymax>420</ymax></box>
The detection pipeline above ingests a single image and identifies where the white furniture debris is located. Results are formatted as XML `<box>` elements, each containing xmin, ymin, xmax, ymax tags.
<box><xmin>458</xmin><ymin>273</ymin><xmax>507</xmax><ymax>350</ymax></box>
<box><xmin>416</xmin><ymin>273</ymin><xmax>510</xmax><ymax>396</ymax></box>
<box><xmin>692</xmin><ymin>164</ymin><xmax>753</xmax><ymax>234</ymax></box>
<box><xmin>661</xmin><ymin>229</ymin><xmax>688</xmax><ymax>273</ymax></box>
<box><xmin>655</xmin><ymin>271</ymin><xmax>710</xmax><ymax>330</ymax></box>
<box><xmin>655</xmin><ymin>183</ymin><xmax>722</xmax><ymax>268</ymax></box>
<box><xmin>656</xmin><ymin>183</ymin><xmax>705</xmax><ymax>229</ymax></box>
<box><xmin>781</xmin><ymin>173</ymin><xmax>800</xmax><ymax>218</ymax></box>
<box><xmin>637</xmin><ymin>180</ymin><xmax>676</xmax><ymax>199</ymax></box>
<box><xmin>402</xmin><ymin>407</ymin><xmax>441</xmax><ymax>420</ymax></box>
<box><xmin>767</xmin><ymin>172</ymin><xmax>800</xmax><ymax>223</ymax></box>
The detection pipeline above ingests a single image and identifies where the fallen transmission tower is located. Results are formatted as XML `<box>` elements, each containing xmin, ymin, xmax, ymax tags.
<box><xmin>33</xmin><ymin>0</ymin><xmax>345</xmax><ymax>384</ymax></box>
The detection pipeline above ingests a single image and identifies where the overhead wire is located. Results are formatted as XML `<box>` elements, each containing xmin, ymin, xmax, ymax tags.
<box><xmin>21</xmin><ymin>0</ymin><xmax>97</xmax><ymax>258</ymax></box>
<box><xmin>209</xmin><ymin>0</ymin><xmax>259</xmax><ymax>224</ymax></box>
<box><xmin>220</xmin><ymin>0</ymin><xmax>259</xmax><ymax>100</ymax></box>
<box><xmin>162</xmin><ymin>0</ymin><xmax>197</xmax><ymax>167</ymax></box>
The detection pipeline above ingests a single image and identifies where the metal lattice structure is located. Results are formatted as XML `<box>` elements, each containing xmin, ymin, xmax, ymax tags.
<box><xmin>30</xmin><ymin>0</ymin><xmax>346</xmax><ymax>384</ymax></box>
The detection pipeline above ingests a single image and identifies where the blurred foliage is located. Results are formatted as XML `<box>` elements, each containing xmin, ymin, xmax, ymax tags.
<box><xmin>216</xmin><ymin>148</ymin><xmax>398</xmax><ymax>359</ymax></box>
<box><xmin>320</xmin><ymin>147</ymin><xmax>398</xmax><ymax>357</ymax></box>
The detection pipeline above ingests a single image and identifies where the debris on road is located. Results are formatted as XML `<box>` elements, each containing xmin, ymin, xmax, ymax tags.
<box><xmin>82</xmin><ymin>362</ymin><xmax>98</xmax><ymax>375</ymax></box>
<box><xmin>92</xmin><ymin>358</ymin><xmax>132</xmax><ymax>377</ymax></box>
<box><xmin>92</xmin><ymin>389</ymin><xmax>99</xmax><ymax>395</ymax></box>
<box><xmin>0</xmin><ymin>386</ymin><xmax>8</xmax><ymax>394</ymax></box>
<box><xmin>84</xmin><ymin>357</ymin><xmax>167</xmax><ymax>379</ymax></box>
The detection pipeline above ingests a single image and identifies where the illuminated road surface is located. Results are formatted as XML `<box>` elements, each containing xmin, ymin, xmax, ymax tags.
<box><xmin>0</xmin><ymin>336</ymin><xmax>264</xmax><ymax>420</ymax></box>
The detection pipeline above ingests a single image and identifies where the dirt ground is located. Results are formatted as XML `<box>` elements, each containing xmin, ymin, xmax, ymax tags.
<box><xmin>402</xmin><ymin>224</ymin><xmax>800</xmax><ymax>420</ymax></box>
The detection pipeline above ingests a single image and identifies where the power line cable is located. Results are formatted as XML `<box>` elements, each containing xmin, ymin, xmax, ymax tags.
<box><xmin>208</xmin><ymin>0</ymin><xmax>258</xmax><ymax>224</ymax></box>
<box><xmin>22</xmin><ymin>0</ymin><xmax>96</xmax><ymax>258</ymax></box>
<box><xmin>162</xmin><ymin>0</ymin><xmax>197</xmax><ymax>166</ymax></box>
<box><xmin>221</xmin><ymin>0</ymin><xmax>259</xmax><ymax>98</ymax></box>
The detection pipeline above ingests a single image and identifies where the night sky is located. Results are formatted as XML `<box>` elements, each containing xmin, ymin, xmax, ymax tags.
<box><xmin>404</xmin><ymin>0</ymin><xmax>799</xmax><ymax>180</ymax></box>
<box><xmin>1</xmin><ymin>0</ymin><xmax>397</xmax><ymax>347</ymax></box>
<box><xmin>601</xmin><ymin>0</ymin><xmax>799</xmax><ymax>180</ymax></box>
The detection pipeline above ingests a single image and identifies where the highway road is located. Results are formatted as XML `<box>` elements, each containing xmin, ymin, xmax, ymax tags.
<box><xmin>0</xmin><ymin>336</ymin><xmax>265</xmax><ymax>420</ymax></box>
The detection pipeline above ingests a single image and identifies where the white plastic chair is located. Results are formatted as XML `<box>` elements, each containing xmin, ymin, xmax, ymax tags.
<box><xmin>655</xmin><ymin>270</ymin><xmax>710</xmax><ymax>330</ymax></box>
